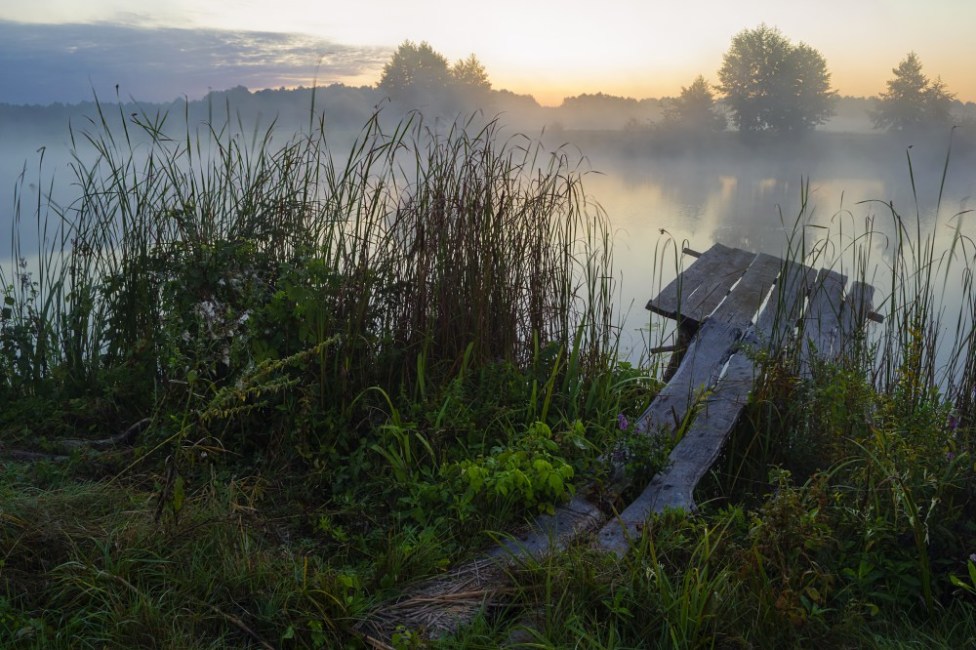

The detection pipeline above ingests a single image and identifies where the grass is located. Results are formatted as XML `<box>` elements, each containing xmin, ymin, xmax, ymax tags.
<box><xmin>2</xmin><ymin>102</ymin><xmax>976</xmax><ymax>648</ymax></box>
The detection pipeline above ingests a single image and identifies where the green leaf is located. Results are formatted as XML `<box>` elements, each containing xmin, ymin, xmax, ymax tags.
<box><xmin>548</xmin><ymin>473</ymin><xmax>563</xmax><ymax>493</ymax></box>
<box><xmin>171</xmin><ymin>475</ymin><xmax>185</xmax><ymax>514</ymax></box>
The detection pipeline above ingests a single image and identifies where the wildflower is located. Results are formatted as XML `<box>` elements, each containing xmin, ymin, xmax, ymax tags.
<box><xmin>969</xmin><ymin>553</ymin><xmax>976</xmax><ymax>564</ymax></box>
<box><xmin>617</xmin><ymin>413</ymin><xmax>629</xmax><ymax>431</ymax></box>
<box><xmin>644</xmin><ymin>561</ymin><xmax>664</xmax><ymax>581</ymax></box>
<box><xmin>947</xmin><ymin>411</ymin><xmax>960</xmax><ymax>431</ymax></box>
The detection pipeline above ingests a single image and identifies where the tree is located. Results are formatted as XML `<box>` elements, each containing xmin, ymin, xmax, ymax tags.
<box><xmin>378</xmin><ymin>41</ymin><xmax>452</xmax><ymax>97</ymax></box>
<box><xmin>451</xmin><ymin>54</ymin><xmax>491</xmax><ymax>90</ymax></box>
<box><xmin>661</xmin><ymin>75</ymin><xmax>726</xmax><ymax>133</ymax></box>
<box><xmin>717</xmin><ymin>25</ymin><xmax>835</xmax><ymax>134</ymax></box>
<box><xmin>871</xmin><ymin>52</ymin><xmax>955</xmax><ymax>132</ymax></box>
<box><xmin>378</xmin><ymin>43</ymin><xmax>494</xmax><ymax>111</ymax></box>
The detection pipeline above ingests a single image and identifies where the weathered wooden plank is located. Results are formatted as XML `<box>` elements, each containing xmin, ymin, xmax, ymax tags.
<box><xmin>597</xmin><ymin>355</ymin><xmax>755</xmax><ymax>555</ymax></box>
<box><xmin>598</xmin><ymin>257</ymin><xmax>819</xmax><ymax>556</ymax></box>
<box><xmin>800</xmin><ymin>268</ymin><xmax>848</xmax><ymax>376</ymax></box>
<box><xmin>709</xmin><ymin>252</ymin><xmax>783</xmax><ymax>324</ymax></box>
<box><xmin>647</xmin><ymin>244</ymin><xmax>757</xmax><ymax>325</ymax></box>
<box><xmin>635</xmin><ymin>319</ymin><xmax>743</xmax><ymax>437</ymax></box>
<box><xmin>489</xmin><ymin>495</ymin><xmax>604</xmax><ymax>561</ymax></box>
<box><xmin>635</xmin><ymin>253</ymin><xmax>782</xmax><ymax>436</ymax></box>
<box><xmin>754</xmin><ymin>259</ymin><xmax>819</xmax><ymax>349</ymax></box>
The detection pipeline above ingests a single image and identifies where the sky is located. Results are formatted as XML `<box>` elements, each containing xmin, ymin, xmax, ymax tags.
<box><xmin>2</xmin><ymin>0</ymin><xmax>975</xmax><ymax>106</ymax></box>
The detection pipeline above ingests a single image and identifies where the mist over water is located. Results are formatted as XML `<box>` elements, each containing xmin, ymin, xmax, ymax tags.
<box><xmin>538</xmin><ymin>133</ymin><xmax>975</xmax><ymax>363</ymax></box>
<box><xmin>3</xmin><ymin>98</ymin><xmax>975</xmax><ymax>373</ymax></box>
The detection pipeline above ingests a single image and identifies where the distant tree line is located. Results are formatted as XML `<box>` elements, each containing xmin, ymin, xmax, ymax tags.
<box><xmin>375</xmin><ymin>40</ymin><xmax>494</xmax><ymax>114</ymax></box>
<box><xmin>374</xmin><ymin>33</ymin><xmax>964</xmax><ymax>139</ymax></box>
<box><xmin>705</xmin><ymin>25</ymin><xmax>957</xmax><ymax>136</ymax></box>
<box><xmin>3</xmin><ymin>35</ymin><xmax>970</xmax><ymax>147</ymax></box>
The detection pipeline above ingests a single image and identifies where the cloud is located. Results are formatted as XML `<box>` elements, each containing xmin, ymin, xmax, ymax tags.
<box><xmin>0</xmin><ymin>20</ymin><xmax>391</xmax><ymax>105</ymax></box>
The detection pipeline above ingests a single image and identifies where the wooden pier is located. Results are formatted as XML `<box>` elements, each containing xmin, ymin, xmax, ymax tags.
<box><xmin>359</xmin><ymin>243</ymin><xmax>880</xmax><ymax>644</ymax></box>
<box><xmin>597</xmin><ymin>243</ymin><xmax>878</xmax><ymax>553</ymax></box>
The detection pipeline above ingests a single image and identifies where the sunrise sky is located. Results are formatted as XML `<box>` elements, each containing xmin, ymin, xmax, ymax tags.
<box><xmin>2</xmin><ymin>0</ymin><xmax>974</xmax><ymax>106</ymax></box>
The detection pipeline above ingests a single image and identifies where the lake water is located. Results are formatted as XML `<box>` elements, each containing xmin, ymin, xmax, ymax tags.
<box><xmin>571</xmin><ymin>133</ymin><xmax>976</xmax><ymax>374</ymax></box>
<box><xmin>4</xmin><ymin>126</ymin><xmax>975</xmax><ymax>382</ymax></box>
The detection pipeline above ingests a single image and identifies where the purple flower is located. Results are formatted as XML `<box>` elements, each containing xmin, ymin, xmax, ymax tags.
<box><xmin>947</xmin><ymin>412</ymin><xmax>960</xmax><ymax>431</ymax></box>
<box><xmin>617</xmin><ymin>413</ymin><xmax>629</xmax><ymax>431</ymax></box>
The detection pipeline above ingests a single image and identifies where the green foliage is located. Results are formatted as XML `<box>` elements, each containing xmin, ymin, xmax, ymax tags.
<box><xmin>7</xmin><ymin>93</ymin><xmax>976</xmax><ymax>650</ymax></box>
<box><xmin>378</xmin><ymin>40</ymin><xmax>452</xmax><ymax>96</ymax></box>
<box><xmin>447</xmin><ymin>420</ymin><xmax>579</xmax><ymax>516</ymax></box>
<box><xmin>661</xmin><ymin>75</ymin><xmax>726</xmax><ymax>134</ymax></box>
<box><xmin>871</xmin><ymin>52</ymin><xmax>955</xmax><ymax>132</ymax></box>
<box><xmin>738</xmin><ymin>470</ymin><xmax>836</xmax><ymax>639</ymax></box>
<box><xmin>378</xmin><ymin>42</ymin><xmax>492</xmax><ymax>108</ymax></box>
<box><xmin>1</xmin><ymin>103</ymin><xmax>615</xmax><ymax>472</ymax></box>
<box><xmin>0</xmin><ymin>271</ymin><xmax>49</xmax><ymax>397</ymax></box>
<box><xmin>718</xmin><ymin>24</ymin><xmax>836</xmax><ymax>134</ymax></box>
<box><xmin>492</xmin><ymin>511</ymin><xmax>736</xmax><ymax>649</ymax></box>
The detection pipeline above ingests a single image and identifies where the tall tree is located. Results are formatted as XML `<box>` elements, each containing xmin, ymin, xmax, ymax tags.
<box><xmin>378</xmin><ymin>41</ymin><xmax>451</xmax><ymax>97</ymax></box>
<box><xmin>662</xmin><ymin>75</ymin><xmax>726</xmax><ymax>133</ymax></box>
<box><xmin>871</xmin><ymin>52</ymin><xmax>955</xmax><ymax>132</ymax></box>
<box><xmin>451</xmin><ymin>54</ymin><xmax>491</xmax><ymax>90</ymax></box>
<box><xmin>717</xmin><ymin>25</ymin><xmax>835</xmax><ymax>134</ymax></box>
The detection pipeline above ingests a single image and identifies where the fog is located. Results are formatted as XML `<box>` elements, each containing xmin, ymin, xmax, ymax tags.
<box><xmin>4</xmin><ymin>85</ymin><xmax>976</xmax><ymax>363</ymax></box>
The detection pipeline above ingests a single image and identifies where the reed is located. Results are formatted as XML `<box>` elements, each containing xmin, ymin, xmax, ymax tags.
<box><xmin>0</xmin><ymin>101</ymin><xmax>615</xmax><ymax>448</ymax></box>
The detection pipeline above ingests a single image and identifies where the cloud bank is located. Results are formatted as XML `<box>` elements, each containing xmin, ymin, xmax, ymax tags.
<box><xmin>0</xmin><ymin>20</ymin><xmax>390</xmax><ymax>105</ymax></box>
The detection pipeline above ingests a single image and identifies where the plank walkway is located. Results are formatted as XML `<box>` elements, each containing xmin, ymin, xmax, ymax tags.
<box><xmin>597</xmin><ymin>245</ymin><xmax>877</xmax><ymax>554</ymax></box>
<box><xmin>358</xmin><ymin>243</ymin><xmax>879</xmax><ymax>644</ymax></box>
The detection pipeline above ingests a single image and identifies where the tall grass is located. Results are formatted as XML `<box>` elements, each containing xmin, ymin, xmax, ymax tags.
<box><xmin>0</xmin><ymin>101</ymin><xmax>614</xmax><ymax>445</ymax></box>
<box><xmin>0</xmin><ymin>101</ymin><xmax>623</xmax><ymax>647</ymax></box>
<box><xmin>5</xmin><ymin>103</ymin><xmax>976</xmax><ymax>648</ymax></box>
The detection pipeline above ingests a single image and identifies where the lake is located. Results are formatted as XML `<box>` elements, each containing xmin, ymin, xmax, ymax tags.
<box><xmin>566</xmin><ymin>131</ymin><xmax>976</xmax><ymax>373</ymax></box>
<box><xmin>3</xmin><ymin>124</ymin><xmax>975</xmax><ymax>381</ymax></box>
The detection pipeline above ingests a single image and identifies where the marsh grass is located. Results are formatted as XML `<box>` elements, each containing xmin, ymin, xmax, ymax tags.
<box><xmin>1</xmin><ymin>99</ymin><xmax>616</xmax><ymax>444</ymax></box>
<box><xmin>0</xmin><ymin>100</ymin><xmax>637</xmax><ymax>646</ymax></box>
<box><xmin>3</xmin><ymin>103</ymin><xmax>976</xmax><ymax>648</ymax></box>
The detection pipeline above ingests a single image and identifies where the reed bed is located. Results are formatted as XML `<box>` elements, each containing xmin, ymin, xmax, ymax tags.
<box><xmin>3</xmin><ymin>107</ymin><xmax>976</xmax><ymax>648</ymax></box>
<box><xmin>0</xmin><ymin>103</ymin><xmax>615</xmax><ymax>440</ymax></box>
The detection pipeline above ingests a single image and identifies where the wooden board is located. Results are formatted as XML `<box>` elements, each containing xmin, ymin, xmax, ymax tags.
<box><xmin>634</xmin><ymin>251</ymin><xmax>783</xmax><ymax>436</ymax></box>
<box><xmin>598</xmin><ymin>256</ymin><xmax>822</xmax><ymax>556</ymax></box>
<box><xmin>597</xmin><ymin>356</ymin><xmax>755</xmax><ymax>555</ymax></box>
<box><xmin>635</xmin><ymin>319</ymin><xmax>743</xmax><ymax>436</ymax></box>
<box><xmin>800</xmin><ymin>268</ymin><xmax>848</xmax><ymax>376</ymax></box>
<box><xmin>709</xmin><ymin>252</ymin><xmax>783</xmax><ymax>324</ymax></box>
<box><xmin>489</xmin><ymin>495</ymin><xmax>604</xmax><ymax>561</ymax></box>
<box><xmin>753</xmin><ymin>259</ymin><xmax>819</xmax><ymax>350</ymax></box>
<box><xmin>647</xmin><ymin>243</ymin><xmax>757</xmax><ymax>325</ymax></box>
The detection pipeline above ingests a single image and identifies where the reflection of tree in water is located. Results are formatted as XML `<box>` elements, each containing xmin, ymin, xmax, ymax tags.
<box><xmin>561</xmin><ymin>132</ymin><xmax>976</xmax><ymax>363</ymax></box>
<box><xmin>597</xmin><ymin>136</ymin><xmax>973</xmax><ymax>225</ymax></box>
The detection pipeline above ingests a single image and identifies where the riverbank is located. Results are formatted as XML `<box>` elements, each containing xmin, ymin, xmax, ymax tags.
<box><xmin>2</xmin><ymin>110</ymin><xmax>975</xmax><ymax>648</ymax></box>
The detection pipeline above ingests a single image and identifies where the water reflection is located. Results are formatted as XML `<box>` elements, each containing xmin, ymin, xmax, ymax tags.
<box><xmin>3</xmin><ymin>127</ymin><xmax>976</xmax><ymax>377</ymax></box>
<box><xmin>580</xmin><ymin>142</ymin><xmax>976</xmax><ymax>366</ymax></box>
